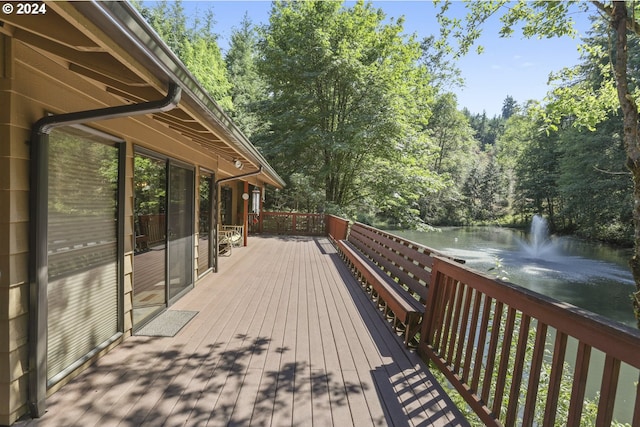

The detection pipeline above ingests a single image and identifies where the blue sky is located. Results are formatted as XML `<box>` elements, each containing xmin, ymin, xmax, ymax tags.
<box><xmin>178</xmin><ymin>1</ymin><xmax>595</xmax><ymax>117</ymax></box>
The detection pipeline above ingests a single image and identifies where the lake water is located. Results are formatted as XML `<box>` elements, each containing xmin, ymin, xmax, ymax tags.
<box><xmin>391</xmin><ymin>226</ymin><xmax>637</xmax><ymax>327</ymax></box>
<box><xmin>391</xmin><ymin>226</ymin><xmax>638</xmax><ymax>423</ymax></box>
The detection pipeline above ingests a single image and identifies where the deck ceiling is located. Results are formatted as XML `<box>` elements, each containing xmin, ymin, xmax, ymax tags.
<box><xmin>1</xmin><ymin>5</ymin><xmax>255</xmax><ymax>172</ymax></box>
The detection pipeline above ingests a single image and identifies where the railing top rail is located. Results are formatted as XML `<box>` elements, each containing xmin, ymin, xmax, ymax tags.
<box><xmin>432</xmin><ymin>255</ymin><xmax>640</xmax><ymax>369</ymax></box>
<box><xmin>259</xmin><ymin>211</ymin><xmax>325</xmax><ymax>217</ymax></box>
<box><xmin>327</xmin><ymin>214</ymin><xmax>349</xmax><ymax>223</ymax></box>
<box><xmin>353</xmin><ymin>222</ymin><xmax>464</xmax><ymax>263</ymax></box>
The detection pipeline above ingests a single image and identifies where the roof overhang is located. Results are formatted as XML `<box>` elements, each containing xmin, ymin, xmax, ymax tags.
<box><xmin>0</xmin><ymin>0</ymin><xmax>285</xmax><ymax>188</ymax></box>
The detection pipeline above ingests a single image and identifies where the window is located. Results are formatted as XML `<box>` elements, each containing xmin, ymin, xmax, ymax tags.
<box><xmin>46</xmin><ymin>126</ymin><xmax>122</xmax><ymax>385</ymax></box>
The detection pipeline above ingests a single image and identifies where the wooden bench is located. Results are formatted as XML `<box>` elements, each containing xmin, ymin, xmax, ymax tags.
<box><xmin>335</xmin><ymin>222</ymin><xmax>450</xmax><ymax>346</ymax></box>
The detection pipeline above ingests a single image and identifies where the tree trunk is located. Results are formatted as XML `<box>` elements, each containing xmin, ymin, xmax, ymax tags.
<box><xmin>612</xmin><ymin>2</ymin><xmax>640</xmax><ymax>328</ymax></box>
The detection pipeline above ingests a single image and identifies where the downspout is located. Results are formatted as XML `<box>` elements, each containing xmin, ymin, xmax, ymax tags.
<box><xmin>243</xmin><ymin>181</ymin><xmax>250</xmax><ymax>247</ymax></box>
<box><xmin>28</xmin><ymin>83</ymin><xmax>181</xmax><ymax>417</ymax></box>
<box><xmin>31</xmin><ymin>82</ymin><xmax>181</xmax><ymax>134</ymax></box>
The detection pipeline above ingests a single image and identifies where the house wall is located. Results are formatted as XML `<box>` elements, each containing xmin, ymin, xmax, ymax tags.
<box><xmin>0</xmin><ymin>34</ymin><xmax>31</xmax><ymax>426</ymax></box>
<box><xmin>0</xmin><ymin>34</ymin><xmax>228</xmax><ymax>425</ymax></box>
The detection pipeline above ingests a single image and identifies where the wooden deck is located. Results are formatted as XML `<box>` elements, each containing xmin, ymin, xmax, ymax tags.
<box><xmin>17</xmin><ymin>236</ymin><xmax>468</xmax><ymax>427</ymax></box>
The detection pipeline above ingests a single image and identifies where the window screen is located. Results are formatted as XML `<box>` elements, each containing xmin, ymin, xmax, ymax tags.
<box><xmin>46</xmin><ymin>127</ymin><xmax>120</xmax><ymax>385</ymax></box>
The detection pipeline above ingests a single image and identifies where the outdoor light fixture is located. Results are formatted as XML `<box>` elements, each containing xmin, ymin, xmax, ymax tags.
<box><xmin>233</xmin><ymin>158</ymin><xmax>243</xmax><ymax>169</ymax></box>
<box><xmin>252</xmin><ymin>187</ymin><xmax>261</xmax><ymax>215</ymax></box>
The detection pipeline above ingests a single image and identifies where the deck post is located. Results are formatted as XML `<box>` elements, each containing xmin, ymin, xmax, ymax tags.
<box><xmin>243</xmin><ymin>181</ymin><xmax>249</xmax><ymax>246</ymax></box>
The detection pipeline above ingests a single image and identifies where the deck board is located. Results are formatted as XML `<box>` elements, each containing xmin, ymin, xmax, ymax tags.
<box><xmin>16</xmin><ymin>236</ymin><xmax>468</xmax><ymax>427</ymax></box>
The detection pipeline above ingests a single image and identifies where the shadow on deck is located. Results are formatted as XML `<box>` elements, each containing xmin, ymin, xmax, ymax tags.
<box><xmin>17</xmin><ymin>236</ymin><xmax>468</xmax><ymax>427</ymax></box>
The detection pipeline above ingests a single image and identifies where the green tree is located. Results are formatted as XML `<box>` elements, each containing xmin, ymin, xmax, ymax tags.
<box><xmin>461</xmin><ymin>161</ymin><xmax>485</xmax><ymax>223</ymax></box>
<box><xmin>549</xmin><ymin>16</ymin><xmax>636</xmax><ymax>242</ymax></box>
<box><xmin>281</xmin><ymin>173</ymin><xmax>325</xmax><ymax>213</ymax></box>
<box><xmin>515</xmin><ymin>125</ymin><xmax>560</xmax><ymax>227</ymax></box>
<box><xmin>422</xmin><ymin>93</ymin><xmax>478</xmax><ymax>225</ymax></box>
<box><xmin>256</xmin><ymin>0</ymin><xmax>438</xmax><ymax>213</ymax></box>
<box><xmin>436</xmin><ymin>0</ymin><xmax>640</xmax><ymax>326</ymax></box>
<box><xmin>136</xmin><ymin>0</ymin><xmax>233</xmax><ymax>111</ymax></box>
<box><xmin>136</xmin><ymin>0</ymin><xmax>188</xmax><ymax>57</ymax></box>
<box><xmin>501</xmin><ymin>95</ymin><xmax>518</xmax><ymax>119</ymax></box>
<box><xmin>420</xmin><ymin>35</ymin><xmax>463</xmax><ymax>90</ymax></box>
<box><xmin>557</xmin><ymin>114</ymin><xmax>633</xmax><ymax>242</ymax></box>
<box><xmin>494</xmin><ymin>105</ymin><xmax>539</xmax><ymax>216</ymax></box>
<box><xmin>226</xmin><ymin>15</ymin><xmax>268</xmax><ymax>138</ymax></box>
<box><xmin>465</xmin><ymin>110</ymin><xmax>505</xmax><ymax>149</ymax></box>
<box><xmin>430</xmin><ymin>93</ymin><xmax>477</xmax><ymax>175</ymax></box>
<box><xmin>479</xmin><ymin>154</ymin><xmax>507</xmax><ymax>220</ymax></box>
<box><xmin>362</xmin><ymin>135</ymin><xmax>444</xmax><ymax>229</ymax></box>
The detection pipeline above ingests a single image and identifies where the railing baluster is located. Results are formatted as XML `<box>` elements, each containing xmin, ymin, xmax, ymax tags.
<box><xmin>428</xmin><ymin>271</ymin><xmax>445</xmax><ymax>349</ymax></box>
<box><xmin>595</xmin><ymin>354</ymin><xmax>621</xmax><ymax>426</ymax></box>
<box><xmin>439</xmin><ymin>276</ymin><xmax>458</xmax><ymax>357</ymax></box>
<box><xmin>471</xmin><ymin>295</ymin><xmax>493</xmax><ymax>393</ymax></box>
<box><xmin>481</xmin><ymin>301</ymin><xmax>504</xmax><ymax>406</ymax></box>
<box><xmin>454</xmin><ymin>284</ymin><xmax>474</xmax><ymax>374</ymax></box>
<box><xmin>431</xmin><ymin>274</ymin><xmax>449</xmax><ymax>351</ymax></box>
<box><xmin>462</xmin><ymin>288</ymin><xmax>482</xmax><ymax>384</ymax></box>
<box><xmin>421</xmin><ymin>264</ymin><xmax>442</xmax><ymax>349</ymax></box>
<box><xmin>522</xmin><ymin>321</ymin><xmax>547</xmax><ymax>427</ymax></box>
<box><xmin>249</xmin><ymin>212</ymin><xmax>328</xmax><ymax>236</ymax></box>
<box><xmin>492</xmin><ymin>306</ymin><xmax>517</xmax><ymax>419</ymax></box>
<box><xmin>505</xmin><ymin>313</ymin><xmax>531</xmax><ymax>426</ymax></box>
<box><xmin>567</xmin><ymin>341</ymin><xmax>591</xmax><ymax>426</ymax></box>
<box><xmin>543</xmin><ymin>331</ymin><xmax>568</xmax><ymax>426</ymax></box>
<box><xmin>446</xmin><ymin>280</ymin><xmax>466</xmax><ymax>365</ymax></box>
<box><xmin>634</xmin><ymin>378</ymin><xmax>640</xmax><ymax>426</ymax></box>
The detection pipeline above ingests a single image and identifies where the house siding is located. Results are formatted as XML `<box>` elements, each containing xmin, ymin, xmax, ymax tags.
<box><xmin>0</xmin><ymin>33</ymin><xmax>230</xmax><ymax>425</ymax></box>
<box><xmin>1</xmin><ymin>34</ymin><xmax>31</xmax><ymax>425</ymax></box>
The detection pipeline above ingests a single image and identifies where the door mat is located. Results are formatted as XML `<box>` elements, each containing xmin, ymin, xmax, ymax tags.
<box><xmin>135</xmin><ymin>310</ymin><xmax>198</xmax><ymax>337</ymax></box>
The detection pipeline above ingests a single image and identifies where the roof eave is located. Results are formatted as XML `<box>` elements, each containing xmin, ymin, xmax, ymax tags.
<box><xmin>72</xmin><ymin>0</ymin><xmax>285</xmax><ymax>188</ymax></box>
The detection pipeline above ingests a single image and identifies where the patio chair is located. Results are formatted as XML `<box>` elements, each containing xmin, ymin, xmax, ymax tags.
<box><xmin>218</xmin><ymin>229</ymin><xmax>233</xmax><ymax>256</ymax></box>
<box><xmin>219</xmin><ymin>225</ymin><xmax>244</xmax><ymax>248</ymax></box>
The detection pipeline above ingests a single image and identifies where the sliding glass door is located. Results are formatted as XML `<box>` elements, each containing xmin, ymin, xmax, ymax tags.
<box><xmin>168</xmin><ymin>162</ymin><xmax>194</xmax><ymax>303</ymax></box>
<box><xmin>133</xmin><ymin>150</ymin><xmax>194</xmax><ymax>327</ymax></box>
<box><xmin>133</xmin><ymin>153</ymin><xmax>167</xmax><ymax>326</ymax></box>
<box><xmin>198</xmin><ymin>172</ymin><xmax>215</xmax><ymax>276</ymax></box>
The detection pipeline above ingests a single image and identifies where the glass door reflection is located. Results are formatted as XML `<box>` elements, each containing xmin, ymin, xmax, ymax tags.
<box><xmin>198</xmin><ymin>173</ymin><xmax>214</xmax><ymax>276</ymax></box>
<box><xmin>133</xmin><ymin>154</ymin><xmax>167</xmax><ymax>327</ymax></box>
<box><xmin>167</xmin><ymin>162</ymin><xmax>194</xmax><ymax>303</ymax></box>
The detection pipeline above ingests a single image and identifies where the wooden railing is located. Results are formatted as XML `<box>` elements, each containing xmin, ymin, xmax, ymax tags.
<box><xmin>248</xmin><ymin>212</ymin><xmax>326</xmax><ymax>236</ymax></box>
<box><xmin>136</xmin><ymin>213</ymin><xmax>165</xmax><ymax>251</ymax></box>
<box><xmin>319</xmin><ymin>217</ymin><xmax>640</xmax><ymax>425</ymax></box>
<box><xmin>251</xmin><ymin>215</ymin><xmax>640</xmax><ymax>424</ymax></box>
<box><xmin>326</xmin><ymin>214</ymin><xmax>349</xmax><ymax>240</ymax></box>
<box><xmin>419</xmin><ymin>255</ymin><xmax>640</xmax><ymax>426</ymax></box>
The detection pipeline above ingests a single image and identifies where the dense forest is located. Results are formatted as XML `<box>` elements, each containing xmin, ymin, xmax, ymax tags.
<box><xmin>135</xmin><ymin>0</ymin><xmax>636</xmax><ymax>247</ymax></box>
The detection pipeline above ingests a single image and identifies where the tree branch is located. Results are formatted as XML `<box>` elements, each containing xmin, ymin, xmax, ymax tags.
<box><xmin>591</xmin><ymin>0</ymin><xmax>640</xmax><ymax>35</ymax></box>
<box><xmin>593</xmin><ymin>165</ymin><xmax>631</xmax><ymax>175</ymax></box>
<box><xmin>591</xmin><ymin>0</ymin><xmax>613</xmax><ymax>17</ymax></box>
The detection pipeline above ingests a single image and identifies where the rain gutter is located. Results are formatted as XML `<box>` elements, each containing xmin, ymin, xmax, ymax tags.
<box><xmin>215</xmin><ymin>165</ymin><xmax>263</xmax><ymax>187</ymax></box>
<box><xmin>79</xmin><ymin>1</ymin><xmax>285</xmax><ymax>188</ymax></box>
<box><xmin>28</xmin><ymin>83</ymin><xmax>181</xmax><ymax>418</ymax></box>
